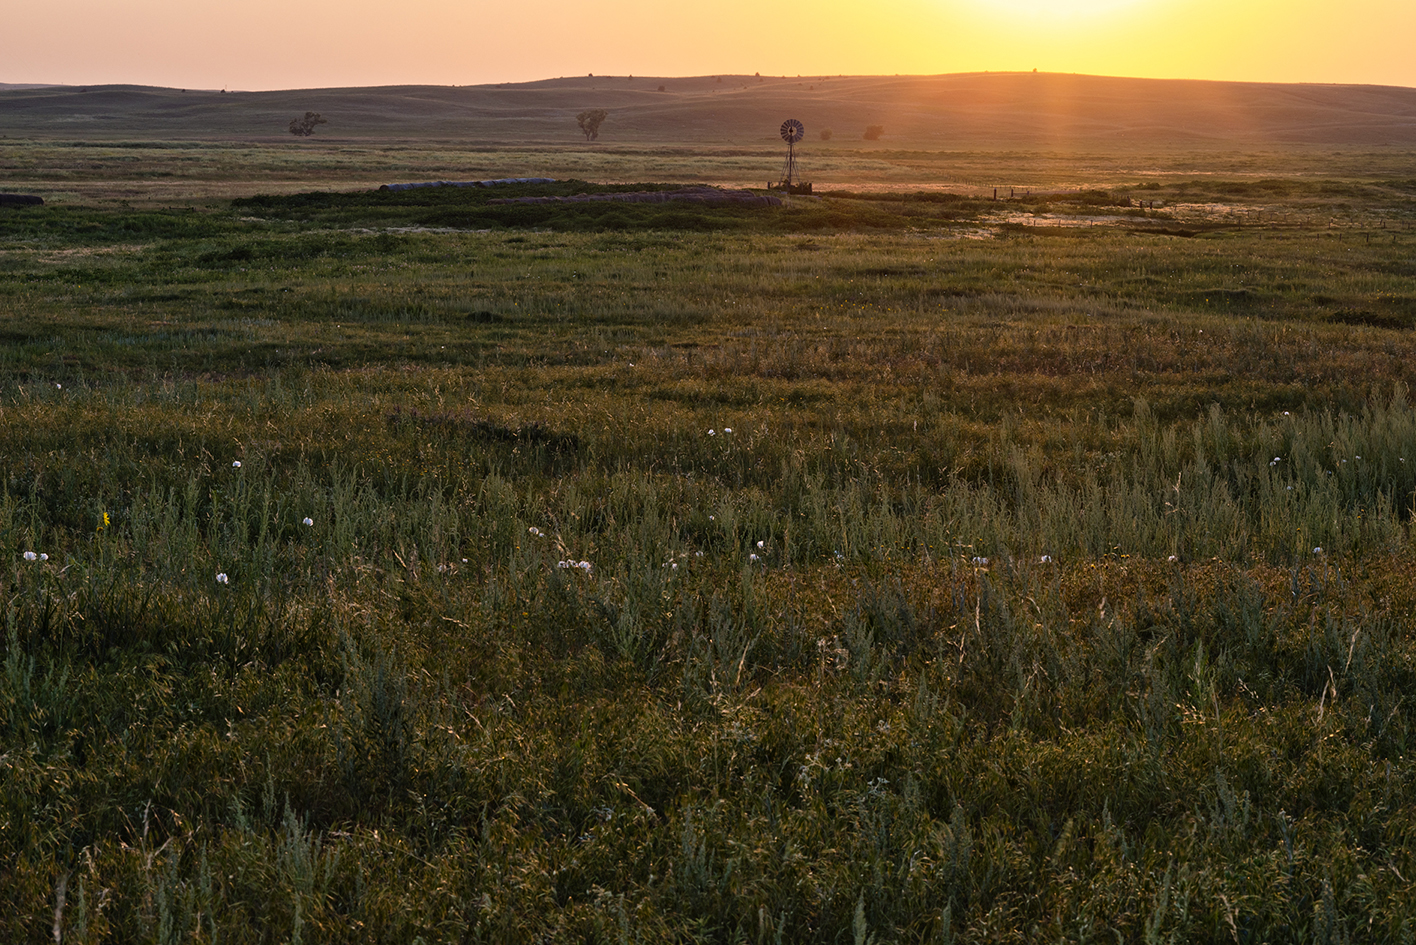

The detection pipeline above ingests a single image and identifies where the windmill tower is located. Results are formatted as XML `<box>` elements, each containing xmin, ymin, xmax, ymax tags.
<box><xmin>771</xmin><ymin>119</ymin><xmax>812</xmax><ymax>194</ymax></box>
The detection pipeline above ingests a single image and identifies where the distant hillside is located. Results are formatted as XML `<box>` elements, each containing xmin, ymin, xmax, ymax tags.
<box><xmin>3</xmin><ymin>73</ymin><xmax>1416</xmax><ymax>150</ymax></box>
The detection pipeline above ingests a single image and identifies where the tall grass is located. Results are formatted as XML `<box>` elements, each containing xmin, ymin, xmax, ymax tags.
<box><xmin>4</xmin><ymin>180</ymin><xmax>1416</xmax><ymax>940</ymax></box>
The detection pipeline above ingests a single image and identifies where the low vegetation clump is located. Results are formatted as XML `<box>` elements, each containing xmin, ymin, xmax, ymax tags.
<box><xmin>3</xmin><ymin>169</ymin><xmax>1416</xmax><ymax>941</ymax></box>
<box><xmin>287</xmin><ymin>112</ymin><xmax>328</xmax><ymax>138</ymax></box>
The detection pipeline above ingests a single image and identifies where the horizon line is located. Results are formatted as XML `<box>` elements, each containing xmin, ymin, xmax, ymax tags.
<box><xmin>5</xmin><ymin>70</ymin><xmax>1416</xmax><ymax>95</ymax></box>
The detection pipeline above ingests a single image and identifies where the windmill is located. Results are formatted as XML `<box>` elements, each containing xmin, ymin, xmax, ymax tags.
<box><xmin>771</xmin><ymin>119</ymin><xmax>812</xmax><ymax>194</ymax></box>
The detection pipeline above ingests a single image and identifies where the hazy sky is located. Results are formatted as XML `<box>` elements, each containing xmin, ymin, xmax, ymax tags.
<box><xmin>6</xmin><ymin>0</ymin><xmax>1415</xmax><ymax>90</ymax></box>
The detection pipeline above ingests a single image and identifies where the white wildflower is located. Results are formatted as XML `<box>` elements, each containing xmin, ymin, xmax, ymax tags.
<box><xmin>39</xmin><ymin>553</ymin><xmax>47</xmax><ymax>562</ymax></box>
<box><xmin>757</xmin><ymin>540</ymin><xmax>765</xmax><ymax>549</ymax></box>
<box><xmin>23</xmin><ymin>551</ymin><xmax>37</xmax><ymax>562</ymax></box>
<box><xmin>971</xmin><ymin>556</ymin><xmax>989</xmax><ymax>565</ymax></box>
<box><xmin>749</xmin><ymin>553</ymin><xmax>760</xmax><ymax>563</ymax></box>
<box><xmin>216</xmin><ymin>572</ymin><xmax>229</xmax><ymax>584</ymax></box>
<box><xmin>1168</xmin><ymin>554</ymin><xmax>1178</xmax><ymax>562</ymax></box>
<box><xmin>724</xmin><ymin>427</ymin><xmax>732</xmax><ymax>434</ymax></box>
<box><xmin>232</xmin><ymin>460</ymin><xmax>241</xmax><ymax>468</ymax></box>
<box><xmin>303</xmin><ymin>517</ymin><xmax>314</xmax><ymax>526</ymax></box>
<box><xmin>1040</xmin><ymin>554</ymin><xmax>1052</xmax><ymax>564</ymax></box>
<box><xmin>1313</xmin><ymin>547</ymin><xmax>1323</xmax><ymax>555</ymax></box>
<box><xmin>708</xmin><ymin>429</ymin><xmax>716</xmax><ymax>436</ymax></box>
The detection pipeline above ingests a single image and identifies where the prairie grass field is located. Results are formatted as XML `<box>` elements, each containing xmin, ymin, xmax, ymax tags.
<box><xmin>5</xmin><ymin>138</ymin><xmax>1416</xmax><ymax>941</ymax></box>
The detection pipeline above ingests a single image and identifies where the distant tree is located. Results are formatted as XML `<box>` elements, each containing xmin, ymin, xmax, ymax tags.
<box><xmin>863</xmin><ymin>124</ymin><xmax>884</xmax><ymax>141</ymax></box>
<box><xmin>288</xmin><ymin>112</ymin><xmax>328</xmax><ymax>137</ymax></box>
<box><xmin>577</xmin><ymin>109</ymin><xmax>608</xmax><ymax>141</ymax></box>
<box><xmin>819</xmin><ymin>128</ymin><xmax>833</xmax><ymax>141</ymax></box>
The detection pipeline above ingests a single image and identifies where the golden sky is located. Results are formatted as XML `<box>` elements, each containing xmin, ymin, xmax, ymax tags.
<box><xmin>5</xmin><ymin>0</ymin><xmax>1414</xmax><ymax>90</ymax></box>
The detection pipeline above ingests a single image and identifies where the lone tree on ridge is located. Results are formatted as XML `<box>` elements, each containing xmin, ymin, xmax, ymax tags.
<box><xmin>577</xmin><ymin>109</ymin><xmax>608</xmax><ymax>141</ymax></box>
<box><xmin>288</xmin><ymin>112</ymin><xmax>328</xmax><ymax>137</ymax></box>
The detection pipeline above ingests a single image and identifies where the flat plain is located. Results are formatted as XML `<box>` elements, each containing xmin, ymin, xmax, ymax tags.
<box><xmin>4</xmin><ymin>74</ymin><xmax>1416</xmax><ymax>942</ymax></box>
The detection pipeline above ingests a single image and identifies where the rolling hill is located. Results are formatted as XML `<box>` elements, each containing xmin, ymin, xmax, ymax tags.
<box><xmin>3</xmin><ymin>72</ymin><xmax>1416</xmax><ymax>151</ymax></box>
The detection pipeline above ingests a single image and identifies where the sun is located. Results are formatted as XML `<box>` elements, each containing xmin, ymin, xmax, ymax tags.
<box><xmin>962</xmin><ymin>0</ymin><xmax>1152</xmax><ymax>21</ymax></box>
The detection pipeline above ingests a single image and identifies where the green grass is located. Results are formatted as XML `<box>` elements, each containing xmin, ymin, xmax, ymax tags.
<box><xmin>4</xmin><ymin>169</ymin><xmax>1416</xmax><ymax>941</ymax></box>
